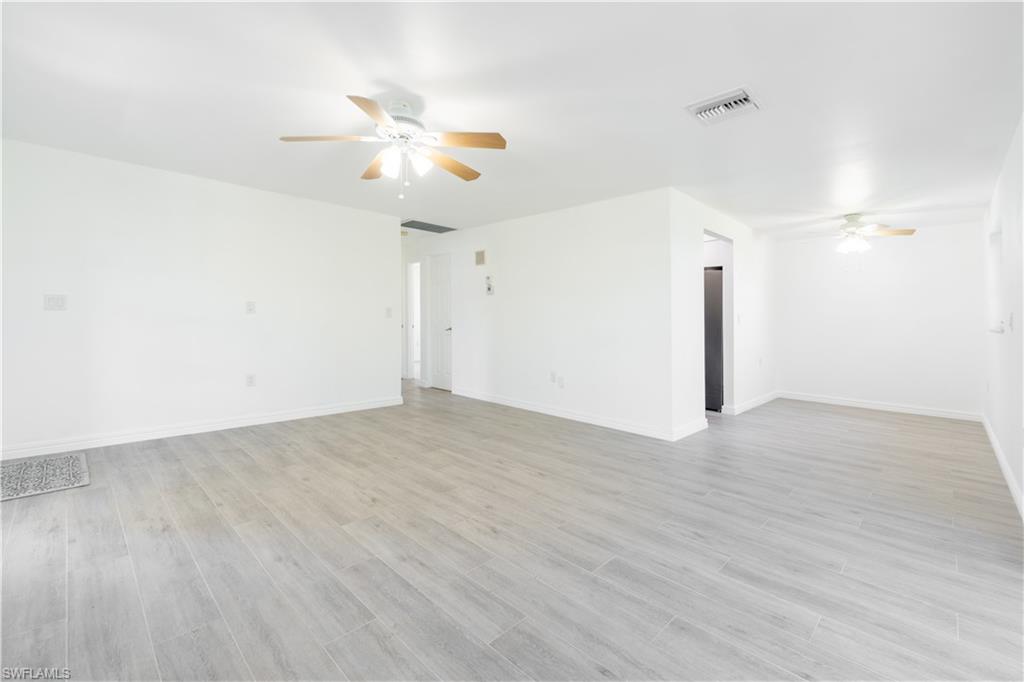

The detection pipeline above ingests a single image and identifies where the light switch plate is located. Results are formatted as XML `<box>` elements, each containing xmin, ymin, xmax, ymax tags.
<box><xmin>43</xmin><ymin>294</ymin><xmax>67</xmax><ymax>311</ymax></box>
<box><xmin>245</xmin><ymin>301</ymin><xmax>257</xmax><ymax>315</ymax></box>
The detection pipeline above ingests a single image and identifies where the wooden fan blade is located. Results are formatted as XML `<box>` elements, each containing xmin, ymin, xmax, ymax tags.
<box><xmin>348</xmin><ymin>95</ymin><xmax>396</xmax><ymax>128</ymax></box>
<box><xmin>873</xmin><ymin>228</ymin><xmax>916</xmax><ymax>237</ymax></box>
<box><xmin>423</xmin><ymin>148</ymin><xmax>481</xmax><ymax>181</ymax></box>
<box><xmin>280</xmin><ymin>135</ymin><xmax>377</xmax><ymax>142</ymax></box>
<box><xmin>429</xmin><ymin>132</ymin><xmax>507</xmax><ymax>149</ymax></box>
<box><xmin>361</xmin><ymin>150</ymin><xmax>387</xmax><ymax>180</ymax></box>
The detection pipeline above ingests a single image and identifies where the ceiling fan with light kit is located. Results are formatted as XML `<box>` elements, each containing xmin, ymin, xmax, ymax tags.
<box><xmin>280</xmin><ymin>95</ymin><xmax>506</xmax><ymax>199</ymax></box>
<box><xmin>834</xmin><ymin>213</ymin><xmax>916</xmax><ymax>253</ymax></box>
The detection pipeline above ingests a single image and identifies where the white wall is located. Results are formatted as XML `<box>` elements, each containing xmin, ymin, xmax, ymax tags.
<box><xmin>3</xmin><ymin>140</ymin><xmax>402</xmax><ymax>458</ymax></box>
<box><xmin>773</xmin><ymin>223</ymin><xmax>985</xmax><ymax>420</ymax></box>
<box><xmin>669</xmin><ymin>190</ymin><xmax>709</xmax><ymax>438</ymax></box>
<box><xmin>405</xmin><ymin>189</ymin><xmax>678</xmax><ymax>439</ymax></box>
<box><xmin>982</xmin><ymin>119</ymin><xmax>1023</xmax><ymax>516</ymax></box>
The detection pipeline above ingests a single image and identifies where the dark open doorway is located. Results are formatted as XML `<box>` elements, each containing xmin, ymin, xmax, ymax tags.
<box><xmin>704</xmin><ymin>266</ymin><xmax>724</xmax><ymax>412</ymax></box>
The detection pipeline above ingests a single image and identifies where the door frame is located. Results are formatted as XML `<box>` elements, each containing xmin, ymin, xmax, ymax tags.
<box><xmin>702</xmin><ymin>231</ymin><xmax>735</xmax><ymax>413</ymax></box>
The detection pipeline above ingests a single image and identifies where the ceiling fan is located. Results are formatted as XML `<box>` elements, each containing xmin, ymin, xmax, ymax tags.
<box><xmin>280</xmin><ymin>95</ymin><xmax>506</xmax><ymax>198</ymax></box>
<box><xmin>835</xmin><ymin>214</ymin><xmax>916</xmax><ymax>253</ymax></box>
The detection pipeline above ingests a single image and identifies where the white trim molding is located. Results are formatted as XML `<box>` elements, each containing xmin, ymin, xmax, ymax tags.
<box><xmin>775</xmin><ymin>391</ymin><xmax>982</xmax><ymax>422</ymax></box>
<box><xmin>2</xmin><ymin>397</ymin><xmax>404</xmax><ymax>459</ymax></box>
<box><xmin>982</xmin><ymin>416</ymin><xmax>1023</xmax><ymax>521</ymax></box>
<box><xmin>672</xmin><ymin>418</ymin><xmax>709</xmax><ymax>441</ymax></box>
<box><xmin>723</xmin><ymin>391</ymin><xmax>780</xmax><ymax>416</ymax></box>
<box><xmin>454</xmin><ymin>389</ymin><xmax>680</xmax><ymax>441</ymax></box>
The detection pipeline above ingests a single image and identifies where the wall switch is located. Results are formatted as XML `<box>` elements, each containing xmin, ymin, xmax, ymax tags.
<box><xmin>246</xmin><ymin>374</ymin><xmax>256</xmax><ymax>387</ymax></box>
<box><xmin>43</xmin><ymin>294</ymin><xmax>67</xmax><ymax>311</ymax></box>
<box><xmin>385</xmin><ymin>307</ymin><xmax>393</xmax><ymax>319</ymax></box>
<box><xmin>245</xmin><ymin>301</ymin><xmax>257</xmax><ymax>315</ymax></box>
<box><xmin>550</xmin><ymin>371</ymin><xmax>557</xmax><ymax>383</ymax></box>
<box><xmin>557</xmin><ymin>376</ymin><xmax>565</xmax><ymax>389</ymax></box>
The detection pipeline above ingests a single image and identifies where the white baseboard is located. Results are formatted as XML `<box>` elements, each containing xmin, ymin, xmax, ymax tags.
<box><xmin>723</xmin><ymin>391</ymin><xmax>780</xmax><ymax>416</ymax></box>
<box><xmin>453</xmin><ymin>389</ymin><xmax>678</xmax><ymax>441</ymax></box>
<box><xmin>1</xmin><ymin>396</ymin><xmax>404</xmax><ymax>459</ymax></box>
<box><xmin>775</xmin><ymin>391</ymin><xmax>982</xmax><ymax>422</ymax></box>
<box><xmin>982</xmin><ymin>415</ymin><xmax>1023</xmax><ymax>521</ymax></box>
<box><xmin>672</xmin><ymin>418</ymin><xmax>708</xmax><ymax>441</ymax></box>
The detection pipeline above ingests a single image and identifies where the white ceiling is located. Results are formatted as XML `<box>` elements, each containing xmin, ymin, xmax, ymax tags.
<box><xmin>3</xmin><ymin>3</ymin><xmax>1021</xmax><ymax>233</ymax></box>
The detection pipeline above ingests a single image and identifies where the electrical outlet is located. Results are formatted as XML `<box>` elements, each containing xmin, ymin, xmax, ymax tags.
<box><xmin>245</xmin><ymin>301</ymin><xmax>257</xmax><ymax>315</ymax></box>
<box><xmin>550</xmin><ymin>371</ymin><xmax>557</xmax><ymax>383</ymax></box>
<box><xmin>557</xmin><ymin>376</ymin><xmax>565</xmax><ymax>389</ymax></box>
<box><xmin>246</xmin><ymin>374</ymin><xmax>256</xmax><ymax>387</ymax></box>
<box><xmin>43</xmin><ymin>294</ymin><xmax>67</xmax><ymax>311</ymax></box>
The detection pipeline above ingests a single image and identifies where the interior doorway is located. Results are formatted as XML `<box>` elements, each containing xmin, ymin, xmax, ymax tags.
<box><xmin>704</xmin><ymin>266</ymin><xmax>724</xmax><ymax>411</ymax></box>
<box><xmin>429</xmin><ymin>253</ymin><xmax>453</xmax><ymax>391</ymax></box>
<box><xmin>406</xmin><ymin>262</ymin><xmax>422</xmax><ymax>380</ymax></box>
<box><xmin>703</xmin><ymin>232</ymin><xmax>734</xmax><ymax>414</ymax></box>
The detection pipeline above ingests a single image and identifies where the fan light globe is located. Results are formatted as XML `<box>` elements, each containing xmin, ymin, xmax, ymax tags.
<box><xmin>411</xmin><ymin>151</ymin><xmax>434</xmax><ymax>177</ymax></box>
<box><xmin>836</xmin><ymin>234</ymin><xmax>871</xmax><ymax>254</ymax></box>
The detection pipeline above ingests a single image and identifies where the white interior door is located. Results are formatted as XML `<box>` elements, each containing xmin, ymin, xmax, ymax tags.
<box><xmin>430</xmin><ymin>254</ymin><xmax>452</xmax><ymax>390</ymax></box>
<box><xmin>407</xmin><ymin>262</ymin><xmax>422</xmax><ymax>380</ymax></box>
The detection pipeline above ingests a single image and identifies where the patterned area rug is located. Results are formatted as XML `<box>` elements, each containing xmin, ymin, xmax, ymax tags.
<box><xmin>1</xmin><ymin>452</ymin><xmax>89</xmax><ymax>501</ymax></box>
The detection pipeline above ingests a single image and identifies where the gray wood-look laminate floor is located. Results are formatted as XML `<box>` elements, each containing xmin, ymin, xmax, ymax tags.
<box><xmin>2</xmin><ymin>383</ymin><xmax>1021</xmax><ymax>681</ymax></box>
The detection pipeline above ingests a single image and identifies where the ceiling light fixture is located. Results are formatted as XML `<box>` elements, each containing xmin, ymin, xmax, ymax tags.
<box><xmin>375</xmin><ymin>145</ymin><xmax>418</xmax><ymax>198</ymax></box>
<box><xmin>411</xmin><ymin>150</ymin><xmax>434</xmax><ymax>177</ymax></box>
<box><xmin>376</xmin><ymin>145</ymin><xmax>433</xmax><ymax>198</ymax></box>
<box><xmin>836</xmin><ymin>234</ymin><xmax>871</xmax><ymax>254</ymax></box>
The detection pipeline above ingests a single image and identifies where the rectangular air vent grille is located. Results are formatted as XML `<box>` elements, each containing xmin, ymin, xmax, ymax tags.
<box><xmin>401</xmin><ymin>219</ymin><xmax>456</xmax><ymax>234</ymax></box>
<box><xmin>688</xmin><ymin>89</ymin><xmax>758</xmax><ymax>124</ymax></box>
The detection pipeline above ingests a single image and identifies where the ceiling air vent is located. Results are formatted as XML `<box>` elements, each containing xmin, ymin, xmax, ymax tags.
<box><xmin>688</xmin><ymin>88</ymin><xmax>758</xmax><ymax>124</ymax></box>
<box><xmin>402</xmin><ymin>219</ymin><xmax>456</xmax><ymax>234</ymax></box>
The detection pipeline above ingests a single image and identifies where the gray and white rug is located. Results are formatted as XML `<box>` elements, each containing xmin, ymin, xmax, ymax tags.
<box><xmin>1</xmin><ymin>452</ymin><xmax>90</xmax><ymax>501</ymax></box>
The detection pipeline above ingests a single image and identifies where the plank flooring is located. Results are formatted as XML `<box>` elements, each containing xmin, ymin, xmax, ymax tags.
<box><xmin>2</xmin><ymin>383</ymin><xmax>1021</xmax><ymax>680</ymax></box>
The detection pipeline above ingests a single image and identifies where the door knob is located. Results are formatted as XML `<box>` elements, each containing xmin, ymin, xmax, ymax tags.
<box><xmin>445</xmin><ymin>327</ymin><xmax>452</xmax><ymax>332</ymax></box>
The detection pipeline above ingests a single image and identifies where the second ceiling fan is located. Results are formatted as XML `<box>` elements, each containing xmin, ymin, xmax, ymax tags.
<box><xmin>281</xmin><ymin>95</ymin><xmax>506</xmax><ymax>197</ymax></box>
<box><xmin>835</xmin><ymin>214</ymin><xmax>916</xmax><ymax>253</ymax></box>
